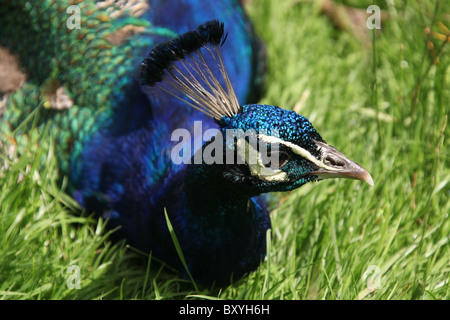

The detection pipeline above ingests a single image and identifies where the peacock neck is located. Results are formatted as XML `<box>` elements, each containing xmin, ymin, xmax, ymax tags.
<box><xmin>184</xmin><ymin>162</ymin><xmax>253</xmax><ymax>221</ymax></box>
<box><xmin>168</xmin><ymin>150</ymin><xmax>271</xmax><ymax>286</ymax></box>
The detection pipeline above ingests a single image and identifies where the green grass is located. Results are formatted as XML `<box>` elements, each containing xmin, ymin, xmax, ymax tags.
<box><xmin>0</xmin><ymin>0</ymin><xmax>448</xmax><ymax>299</ymax></box>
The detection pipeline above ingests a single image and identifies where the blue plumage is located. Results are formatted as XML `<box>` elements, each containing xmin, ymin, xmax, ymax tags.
<box><xmin>70</xmin><ymin>1</ymin><xmax>372</xmax><ymax>287</ymax></box>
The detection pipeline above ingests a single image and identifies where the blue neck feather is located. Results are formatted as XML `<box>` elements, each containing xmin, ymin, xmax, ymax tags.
<box><xmin>71</xmin><ymin>3</ymin><xmax>271</xmax><ymax>286</ymax></box>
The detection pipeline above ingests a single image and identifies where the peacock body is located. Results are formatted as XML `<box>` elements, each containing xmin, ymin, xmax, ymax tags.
<box><xmin>0</xmin><ymin>0</ymin><xmax>372</xmax><ymax>286</ymax></box>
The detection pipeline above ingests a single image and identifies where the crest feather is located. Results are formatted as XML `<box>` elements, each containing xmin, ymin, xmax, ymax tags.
<box><xmin>140</xmin><ymin>20</ymin><xmax>241</xmax><ymax>120</ymax></box>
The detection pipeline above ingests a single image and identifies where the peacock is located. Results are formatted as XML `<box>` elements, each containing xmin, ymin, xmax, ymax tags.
<box><xmin>0</xmin><ymin>1</ymin><xmax>373</xmax><ymax>287</ymax></box>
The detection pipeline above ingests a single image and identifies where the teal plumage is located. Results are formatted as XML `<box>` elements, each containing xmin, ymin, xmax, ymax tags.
<box><xmin>0</xmin><ymin>1</ymin><xmax>372</xmax><ymax>287</ymax></box>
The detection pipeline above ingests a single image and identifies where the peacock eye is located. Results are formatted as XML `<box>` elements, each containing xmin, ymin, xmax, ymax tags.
<box><xmin>262</xmin><ymin>150</ymin><xmax>290</xmax><ymax>169</ymax></box>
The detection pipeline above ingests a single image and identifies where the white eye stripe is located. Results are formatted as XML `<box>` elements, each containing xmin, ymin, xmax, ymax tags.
<box><xmin>236</xmin><ymin>137</ymin><xmax>288</xmax><ymax>182</ymax></box>
<box><xmin>257</xmin><ymin>134</ymin><xmax>340</xmax><ymax>172</ymax></box>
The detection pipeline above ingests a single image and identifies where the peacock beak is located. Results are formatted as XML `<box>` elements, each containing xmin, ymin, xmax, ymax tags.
<box><xmin>310</xmin><ymin>140</ymin><xmax>374</xmax><ymax>186</ymax></box>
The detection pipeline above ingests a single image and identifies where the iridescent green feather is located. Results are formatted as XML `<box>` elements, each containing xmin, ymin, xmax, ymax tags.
<box><xmin>0</xmin><ymin>0</ymin><xmax>175</xmax><ymax>172</ymax></box>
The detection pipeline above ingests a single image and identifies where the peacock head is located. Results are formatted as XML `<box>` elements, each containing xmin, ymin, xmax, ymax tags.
<box><xmin>214</xmin><ymin>103</ymin><xmax>373</xmax><ymax>193</ymax></box>
<box><xmin>140</xmin><ymin>20</ymin><xmax>373</xmax><ymax>193</ymax></box>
